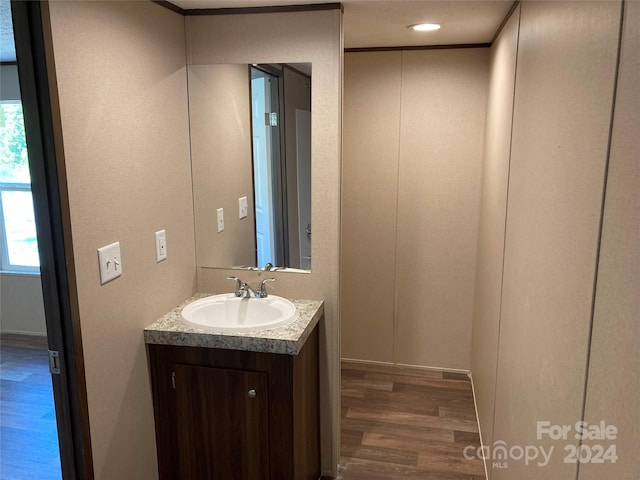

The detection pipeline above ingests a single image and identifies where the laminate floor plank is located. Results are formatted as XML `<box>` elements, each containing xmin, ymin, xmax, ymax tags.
<box><xmin>340</xmin><ymin>361</ymin><xmax>486</xmax><ymax>480</ymax></box>
<box><xmin>361</xmin><ymin>433</ymin><xmax>475</xmax><ymax>456</ymax></box>
<box><xmin>342</xmin><ymin>392</ymin><xmax>440</xmax><ymax>417</ymax></box>
<box><xmin>392</xmin><ymin>382</ymin><xmax>475</xmax><ymax>400</ymax></box>
<box><xmin>340</xmin><ymin>443</ymin><xmax>419</xmax><ymax>467</ymax></box>
<box><xmin>365</xmin><ymin>372</ymin><xmax>472</xmax><ymax>391</ymax></box>
<box><xmin>342</xmin><ymin>386</ymin><xmax>367</xmax><ymax>399</ymax></box>
<box><xmin>347</xmin><ymin>406</ymin><xmax>479</xmax><ymax>433</ymax></box>
<box><xmin>342</xmin><ymin>429</ymin><xmax>365</xmax><ymax>447</ymax></box>
<box><xmin>443</xmin><ymin>372</ymin><xmax>470</xmax><ymax>381</ymax></box>
<box><xmin>440</xmin><ymin>406</ymin><xmax>481</xmax><ymax>422</ymax></box>
<box><xmin>417</xmin><ymin>451</ymin><xmax>485</xmax><ymax>477</ymax></box>
<box><xmin>342</xmin><ymin>376</ymin><xmax>395</xmax><ymax>392</ymax></box>
<box><xmin>453</xmin><ymin>430</ymin><xmax>483</xmax><ymax>446</ymax></box>
<box><xmin>364</xmin><ymin>387</ymin><xmax>475</xmax><ymax>412</ymax></box>
<box><xmin>342</xmin><ymin>417</ymin><xmax>455</xmax><ymax>444</ymax></box>
<box><xmin>0</xmin><ymin>334</ymin><xmax>61</xmax><ymax>480</ymax></box>
<box><xmin>342</xmin><ymin>362</ymin><xmax>445</xmax><ymax>378</ymax></box>
<box><xmin>338</xmin><ymin>456</ymin><xmax>485</xmax><ymax>480</ymax></box>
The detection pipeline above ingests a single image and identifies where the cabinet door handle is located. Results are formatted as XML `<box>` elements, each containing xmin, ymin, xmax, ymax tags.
<box><xmin>248</xmin><ymin>389</ymin><xmax>256</xmax><ymax>398</ymax></box>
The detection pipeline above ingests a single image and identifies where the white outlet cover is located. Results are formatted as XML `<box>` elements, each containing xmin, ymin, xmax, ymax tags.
<box><xmin>155</xmin><ymin>229</ymin><xmax>167</xmax><ymax>262</ymax></box>
<box><xmin>239</xmin><ymin>196</ymin><xmax>248</xmax><ymax>219</ymax></box>
<box><xmin>217</xmin><ymin>208</ymin><xmax>224</xmax><ymax>233</ymax></box>
<box><xmin>97</xmin><ymin>241</ymin><xmax>122</xmax><ymax>285</ymax></box>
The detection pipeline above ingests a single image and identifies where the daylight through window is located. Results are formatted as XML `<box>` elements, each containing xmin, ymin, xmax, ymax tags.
<box><xmin>0</xmin><ymin>102</ymin><xmax>40</xmax><ymax>272</ymax></box>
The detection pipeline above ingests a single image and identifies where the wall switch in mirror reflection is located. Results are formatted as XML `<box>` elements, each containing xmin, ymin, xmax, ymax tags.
<box><xmin>239</xmin><ymin>196</ymin><xmax>248</xmax><ymax>219</ymax></box>
<box><xmin>217</xmin><ymin>208</ymin><xmax>224</xmax><ymax>233</ymax></box>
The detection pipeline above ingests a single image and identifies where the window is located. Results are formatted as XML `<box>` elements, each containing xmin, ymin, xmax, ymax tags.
<box><xmin>0</xmin><ymin>102</ymin><xmax>39</xmax><ymax>272</ymax></box>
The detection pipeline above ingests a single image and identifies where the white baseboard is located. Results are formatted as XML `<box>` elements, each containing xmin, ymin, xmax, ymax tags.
<box><xmin>340</xmin><ymin>357</ymin><xmax>471</xmax><ymax>376</ymax></box>
<box><xmin>469</xmin><ymin>372</ymin><xmax>489</xmax><ymax>480</ymax></box>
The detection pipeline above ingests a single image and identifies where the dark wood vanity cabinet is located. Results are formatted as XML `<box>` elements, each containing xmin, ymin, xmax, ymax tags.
<box><xmin>147</xmin><ymin>327</ymin><xmax>319</xmax><ymax>480</ymax></box>
<box><xmin>174</xmin><ymin>365</ymin><xmax>270</xmax><ymax>479</ymax></box>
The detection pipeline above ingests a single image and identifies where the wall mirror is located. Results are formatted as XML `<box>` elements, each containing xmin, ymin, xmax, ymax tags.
<box><xmin>188</xmin><ymin>62</ymin><xmax>311</xmax><ymax>272</ymax></box>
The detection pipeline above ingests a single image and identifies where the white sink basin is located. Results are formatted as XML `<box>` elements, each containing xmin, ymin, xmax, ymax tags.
<box><xmin>181</xmin><ymin>293</ymin><xmax>298</xmax><ymax>332</ymax></box>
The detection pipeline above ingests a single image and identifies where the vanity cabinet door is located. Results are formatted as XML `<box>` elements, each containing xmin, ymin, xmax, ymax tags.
<box><xmin>174</xmin><ymin>364</ymin><xmax>269</xmax><ymax>479</ymax></box>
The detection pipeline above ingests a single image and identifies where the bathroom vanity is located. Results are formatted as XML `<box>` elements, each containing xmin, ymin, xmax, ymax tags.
<box><xmin>144</xmin><ymin>294</ymin><xmax>323</xmax><ymax>480</ymax></box>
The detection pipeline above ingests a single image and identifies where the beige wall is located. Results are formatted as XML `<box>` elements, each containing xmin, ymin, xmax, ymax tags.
<box><xmin>395</xmin><ymin>49</ymin><xmax>488</xmax><ymax>370</ymax></box>
<box><xmin>342</xmin><ymin>51</ymin><xmax>401</xmax><ymax>363</ymax></box>
<box><xmin>470</xmin><ymin>5</ymin><xmax>520</xmax><ymax>457</ymax></box>
<box><xmin>189</xmin><ymin>63</ymin><xmax>256</xmax><ymax>268</ymax></box>
<box><xmin>487</xmin><ymin>2</ymin><xmax>621</xmax><ymax>479</ymax></box>
<box><xmin>580</xmin><ymin>2</ymin><xmax>640</xmax><ymax>478</ymax></box>
<box><xmin>492</xmin><ymin>2</ymin><xmax>620</xmax><ymax>480</ymax></box>
<box><xmin>187</xmin><ymin>10</ymin><xmax>343</xmax><ymax>476</ymax></box>
<box><xmin>0</xmin><ymin>274</ymin><xmax>47</xmax><ymax>335</ymax></box>
<box><xmin>471</xmin><ymin>3</ymin><xmax>640</xmax><ymax>479</ymax></box>
<box><xmin>342</xmin><ymin>48</ymin><xmax>488</xmax><ymax>370</ymax></box>
<box><xmin>47</xmin><ymin>2</ymin><xmax>195</xmax><ymax>478</ymax></box>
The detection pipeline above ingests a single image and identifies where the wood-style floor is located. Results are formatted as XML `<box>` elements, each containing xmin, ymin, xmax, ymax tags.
<box><xmin>0</xmin><ymin>334</ymin><xmax>61</xmax><ymax>480</ymax></box>
<box><xmin>339</xmin><ymin>361</ymin><xmax>486</xmax><ymax>480</ymax></box>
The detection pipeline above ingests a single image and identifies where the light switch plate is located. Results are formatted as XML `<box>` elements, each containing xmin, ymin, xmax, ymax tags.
<box><xmin>155</xmin><ymin>229</ymin><xmax>167</xmax><ymax>262</ymax></box>
<box><xmin>217</xmin><ymin>208</ymin><xmax>224</xmax><ymax>233</ymax></box>
<box><xmin>239</xmin><ymin>196</ymin><xmax>248</xmax><ymax>219</ymax></box>
<box><xmin>97</xmin><ymin>241</ymin><xmax>122</xmax><ymax>285</ymax></box>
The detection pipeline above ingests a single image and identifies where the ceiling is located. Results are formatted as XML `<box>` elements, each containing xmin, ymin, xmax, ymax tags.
<box><xmin>169</xmin><ymin>0</ymin><xmax>514</xmax><ymax>49</ymax></box>
<box><xmin>0</xmin><ymin>1</ymin><xmax>514</xmax><ymax>62</ymax></box>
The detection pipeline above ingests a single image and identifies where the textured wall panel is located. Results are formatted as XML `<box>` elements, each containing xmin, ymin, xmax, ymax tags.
<box><xmin>470</xmin><ymin>6</ymin><xmax>520</xmax><ymax>468</ymax></box>
<box><xmin>580</xmin><ymin>2</ymin><xmax>640</xmax><ymax>478</ymax></box>
<box><xmin>492</xmin><ymin>2</ymin><xmax>621</xmax><ymax>478</ymax></box>
<box><xmin>342</xmin><ymin>51</ymin><xmax>401</xmax><ymax>363</ymax></box>
<box><xmin>48</xmin><ymin>2</ymin><xmax>195</xmax><ymax>478</ymax></box>
<box><xmin>395</xmin><ymin>48</ymin><xmax>488</xmax><ymax>369</ymax></box>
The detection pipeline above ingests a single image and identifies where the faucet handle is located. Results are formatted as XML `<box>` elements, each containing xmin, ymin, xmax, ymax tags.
<box><xmin>257</xmin><ymin>278</ymin><xmax>276</xmax><ymax>298</ymax></box>
<box><xmin>226</xmin><ymin>276</ymin><xmax>244</xmax><ymax>297</ymax></box>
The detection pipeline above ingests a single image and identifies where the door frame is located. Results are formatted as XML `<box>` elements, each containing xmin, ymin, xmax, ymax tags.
<box><xmin>11</xmin><ymin>1</ymin><xmax>93</xmax><ymax>478</ymax></box>
<box><xmin>249</xmin><ymin>64</ymin><xmax>289</xmax><ymax>268</ymax></box>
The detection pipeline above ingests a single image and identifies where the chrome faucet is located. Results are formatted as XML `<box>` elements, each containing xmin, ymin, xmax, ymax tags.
<box><xmin>241</xmin><ymin>283</ymin><xmax>256</xmax><ymax>298</ymax></box>
<box><xmin>226</xmin><ymin>276</ymin><xmax>254</xmax><ymax>298</ymax></box>
<box><xmin>226</xmin><ymin>276</ymin><xmax>245</xmax><ymax>297</ymax></box>
<box><xmin>226</xmin><ymin>276</ymin><xmax>275</xmax><ymax>298</ymax></box>
<box><xmin>257</xmin><ymin>278</ymin><xmax>276</xmax><ymax>298</ymax></box>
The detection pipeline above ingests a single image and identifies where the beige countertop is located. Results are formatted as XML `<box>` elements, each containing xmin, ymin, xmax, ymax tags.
<box><xmin>143</xmin><ymin>293</ymin><xmax>323</xmax><ymax>355</ymax></box>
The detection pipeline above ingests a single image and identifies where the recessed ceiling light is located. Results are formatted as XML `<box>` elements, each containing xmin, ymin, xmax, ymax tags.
<box><xmin>409</xmin><ymin>23</ymin><xmax>441</xmax><ymax>32</ymax></box>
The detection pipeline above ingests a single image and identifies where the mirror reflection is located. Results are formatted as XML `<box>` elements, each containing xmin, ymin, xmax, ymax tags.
<box><xmin>188</xmin><ymin>63</ymin><xmax>311</xmax><ymax>271</ymax></box>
